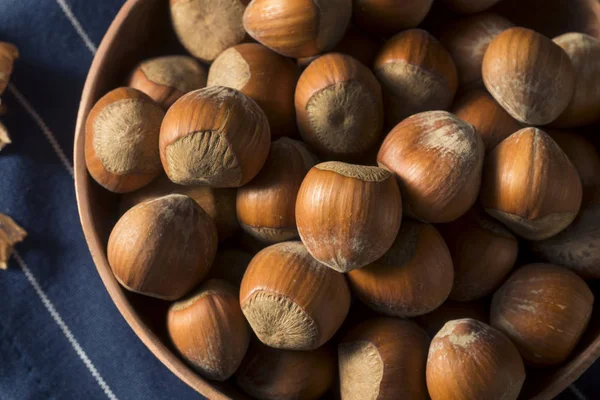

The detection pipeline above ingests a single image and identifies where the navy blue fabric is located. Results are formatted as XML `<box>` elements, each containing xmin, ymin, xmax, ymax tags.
<box><xmin>0</xmin><ymin>1</ymin><xmax>595</xmax><ymax>399</ymax></box>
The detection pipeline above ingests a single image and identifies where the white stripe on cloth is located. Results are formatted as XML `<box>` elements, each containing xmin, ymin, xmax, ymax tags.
<box><xmin>13</xmin><ymin>251</ymin><xmax>119</xmax><ymax>400</ymax></box>
<box><xmin>570</xmin><ymin>384</ymin><xmax>589</xmax><ymax>400</ymax></box>
<box><xmin>7</xmin><ymin>83</ymin><xmax>75</xmax><ymax>177</ymax></box>
<box><xmin>9</xmin><ymin>8</ymin><xmax>121</xmax><ymax>398</ymax></box>
<box><xmin>55</xmin><ymin>0</ymin><xmax>98</xmax><ymax>53</ymax></box>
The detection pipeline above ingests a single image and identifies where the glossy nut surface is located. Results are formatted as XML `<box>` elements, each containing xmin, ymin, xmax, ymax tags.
<box><xmin>208</xmin><ymin>43</ymin><xmax>299</xmax><ymax>138</ymax></box>
<box><xmin>348</xmin><ymin>221</ymin><xmax>454</xmax><ymax>317</ymax></box>
<box><xmin>481</xmin><ymin>127</ymin><xmax>582</xmax><ymax>240</ymax></box>
<box><xmin>352</xmin><ymin>0</ymin><xmax>434</xmax><ymax>36</ymax></box>
<box><xmin>236</xmin><ymin>138</ymin><xmax>317</xmax><ymax>243</ymax></box>
<box><xmin>107</xmin><ymin>194</ymin><xmax>218</xmax><ymax>300</ymax></box>
<box><xmin>159</xmin><ymin>86</ymin><xmax>271</xmax><ymax>187</ymax></box>
<box><xmin>296</xmin><ymin>162</ymin><xmax>402</xmax><ymax>272</ymax></box>
<box><xmin>128</xmin><ymin>55</ymin><xmax>207</xmax><ymax>109</ymax></box>
<box><xmin>242</xmin><ymin>0</ymin><xmax>351</xmax><ymax>58</ymax></box>
<box><xmin>167</xmin><ymin>279</ymin><xmax>250</xmax><ymax>381</ymax></box>
<box><xmin>339</xmin><ymin>318</ymin><xmax>430</xmax><ymax>400</ymax></box>
<box><xmin>482</xmin><ymin>27</ymin><xmax>575</xmax><ymax>125</ymax></box>
<box><xmin>295</xmin><ymin>53</ymin><xmax>384</xmax><ymax>160</ymax></box>
<box><xmin>85</xmin><ymin>87</ymin><xmax>164</xmax><ymax>193</ymax></box>
<box><xmin>426</xmin><ymin>318</ymin><xmax>525</xmax><ymax>400</ymax></box>
<box><xmin>239</xmin><ymin>241</ymin><xmax>351</xmax><ymax>350</ymax></box>
<box><xmin>377</xmin><ymin>110</ymin><xmax>484</xmax><ymax>223</ymax></box>
<box><xmin>491</xmin><ymin>264</ymin><xmax>594</xmax><ymax>366</ymax></box>
<box><xmin>374</xmin><ymin>29</ymin><xmax>458</xmax><ymax>127</ymax></box>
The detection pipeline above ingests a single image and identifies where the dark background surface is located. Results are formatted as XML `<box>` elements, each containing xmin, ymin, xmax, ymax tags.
<box><xmin>0</xmin><ymin>1</ymin><xmax>595</xmax><ymax>399</ymax></box>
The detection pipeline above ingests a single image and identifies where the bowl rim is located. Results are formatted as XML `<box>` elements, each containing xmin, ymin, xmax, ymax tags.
<box><xmin>73</xmin><ymin>0</ymin><xmax>236</xmax><ymax>399</ymax></box>
<box><xmin>73</xmin><ymin>1</ymin><xmax>600</xmax><ymax>400</ymax></box>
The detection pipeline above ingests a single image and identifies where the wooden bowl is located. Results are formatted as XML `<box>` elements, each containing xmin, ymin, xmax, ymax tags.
<box><xmin>74</xmin><ymin>0</ymin><xmax>600</xmax><ymax>399</ymax></box>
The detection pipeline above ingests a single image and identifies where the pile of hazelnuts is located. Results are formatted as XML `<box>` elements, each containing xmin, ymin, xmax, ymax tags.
<box><xmin>84</xmin><ymin>0</ymin><xmax>600</xmax><ymax>399</ymax></box>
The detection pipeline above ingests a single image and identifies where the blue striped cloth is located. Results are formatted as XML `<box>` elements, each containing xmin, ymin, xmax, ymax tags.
<box><xmin>0</xmin><ymin>1</ymin><xmax>595</xmax><ymax>399</ymax></box>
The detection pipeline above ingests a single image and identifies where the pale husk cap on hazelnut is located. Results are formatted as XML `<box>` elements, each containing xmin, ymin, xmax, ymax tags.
<box><xmin>170</xmin><ymin>0</ymin><xmax>246</xmax><ymax>63</ymax></box>
<box><xmin>140</xmin><ymin>55</ymin><xmax>207</xmax><ymax>94</ymax></box>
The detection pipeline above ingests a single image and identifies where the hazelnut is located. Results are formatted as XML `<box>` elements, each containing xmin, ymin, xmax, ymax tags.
<box><xmin>548</xmin><ymin>130</ymin><xmax>600</xmax><ymax>187</ymax></box>
<box><xmin>236</xmin><ymin>340</ymin><xmax>335</xmax><ymax>400</ymax></box>
<box><xmin>374</xmin><ymin>29</ymin><xmax>458</xmax><ymax>127</ymax></box>
<box><xmin>491</xmin><ymin>263</ymin><xmax>594</xmax><ymax>366</ymax></box>
<box><xmin>296</xmin><ymin>27</ymin><xmax>382</xmax><ymax>69</ymax></box>
<box><xmin>167</xmin><ymin>279</ymin><xmax>250</xmax><ymax>381</ymax></box>
<box><xmin>551</xmin><ymin>33</ymin><xmax>600</xmax><ymax>127</ymax></box>
<box><xmin>159</xmin><ymin>86</ymin><xmax>271</xmax><ymax>187</ymax></box>
<box><xmin>85</xmin><ymin>87</ymin><xmax>164</xmax><ymax>193</ymax></box>
<box><xmin>236</xmin><ymin>138</ymin><xmax>318</xmax><ymax>243</ymax></box>
<box><xmin>351</xmin><ymin>0</ymin><xmax>434</xmax><ymax>37</ymax></box>
<box><xmin>295</xmin><ymin>53</ymin><xmax>384</xmax><ymax>160</ymax></box>
<box><xmin>427</xmin><ymin>319</ymin><xmax>525</xmax><ymax>400</ymax></box>
<box><xmin>296</xmin><ymin>162</ymin><xmax>402</xmax><ymax>272</ymax></box>
<box><xmin>239</xmin><ymin>241</ymin><xmax>351</xmax><ymax>350</ymax></box>
<box><xmin>377</xmin><ymin>111</ymin><xmax>484</xmax><ymax>223</ymax></box>
<box><xmin>128</xmin><ymin>55</ymin><xmax>207</xmax><ymax>110</ymax></box>
<box><xmin>170</xmin><ymin>0</ymin><xmax>247</xmax><ymax>63</ymax></box>
<box><xmin>347</xmin><ymin>221</ymin><xmax>454</xmax><ymax>317</ymax></box>
<box><xmin>206</xmin><ymin>248</ymin><xmax>253</xmax><ymax>287</ymax></box>
<box><xmin>338</xmin><ymin>318</ymin><xmax>430</xmax><ymax>400</ymax></box>
<box><xmin>0</xmin><ymin>42</ymin><xmax>18</xmax><ymax>96</ymax></box>
<box><xmin>480</xmin><ymin>127</ymin><xmax>582</xmax><ymax>240</ymax></box>
<box><xmin>438</xmin><ymin>209</ymin><xmax>518</xmax><ymax>302</ymax></box>
<box><xmin>208</xmin><ymin>43</ymin><xmax>299</xmax><ymax>138</ymax></box>
<box><xmin>415</xmin><ymin>300</ymin><xmax>489</xmax><ymax>338</ymax></box>
<box><xmin>440</xmin><ymin>0</ymin><xmax>502</xmax><ymax>14</ymax></box>
<box><xmin>531</xmin><ymin>187</ymin><xmax>600</xmax><ymax>279</ymax></box>
<box><xmin>451</xmin><ymin>89</ymin><xmax>522</xmax><ymax>153</ymax></box>
<box><xmin>482</xmin><ymin>27</ymin><xmax>576</xmax><ymax>125</ymax></box>
<box><xmin>242</xmin><ymin>0</ymin><xmax>352</xmax><ymax>58</ymax></box>
<box><xmin>119</xmin><ymin>174</ymin><xmax>238</xmax><ymax>242</ymax></box>
<box><xmin>439</xmin><ymin>13</ymin><xmax>514</xmax><ymax>87</ymax></box>
<box><xmin>107</xmin><ymin>194</ymin><xmax>218</xmax><ymax>300</ymax></box>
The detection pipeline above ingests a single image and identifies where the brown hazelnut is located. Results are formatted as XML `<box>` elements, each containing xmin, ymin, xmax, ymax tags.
<box><xmin>119</xmin><ymin>174</ymin><xmax>238</xmax><ymax>242</ymax></box>
<box><xmin>170</xmin><ymin>0</ymin><xmax>247</xmax><ymax>63</ymax></box>
<box><xmin>451</xmin><ymin>89</ymin><xmax>522</xmax><ymax>153</ymax></box>
<box><xmin>296</xmin><ymin>27</ymin><xmax>382</xmax><ymax>69</ymax></box>
<box><xmin>347</xmin><ymin>221</ymin><xmax>453</xmax><ymax>317</ymax></box>
<box><xmin>480</xmin><ymin>127</ymin><xmax>582</xmax><ymax>240</ymax></box>
<box><xmin>339</xmin><ymin>318</ymin><xmax>430</xmax><ymax>400</ymax></box>
<box><xmin>296</xmin><ymin>162</ymin><xmax>402</xmax><ymax>272</ymax></box>
<box><xmin>438</xmin><ymin>209</ymin><xmax>518</xmax><ymax>302</ymax></box>
<box><xmin>208</xmin><ymin>43</ymin><xmax>299</xmax><ymax>138</ymax></box>
<box><xmin>548</xmin><ymin>130</ymin><xmax>600</xmax><ymax>187</ymax></box>
<box><xmin>531</xmin><ymin>187</ymin><xmax>600</xmax><ymax>279</ymax></box>
<box><xmin>107</xmin><ymin>194</ymin><xmax>218</xmax><ymax>300</ymax></box>
<box><xmin>295</xmin><ymin>53</ymin><xmax>384</xmax><ymax>160</ymax></box>
<box><xmin>159</xmin><ymin>86</ymin><xmax>271</xmax><ymax>187</ymax></box>
<box><xmin>85</xmin><ymin>87</ymin><xmax>164</xmax><ymax>193</ymax></box>
<box><xmin>439</xmin><ymin>13</ymin><xmax>514</xmax><ymax>87</ymax></box>
<box><xmin>551</xmin><ymin>33</ymin><xmax>600</xmax><ymax>127</ymax></box>
<box><xmin>377</xmin><ymin>111</ymin><xmax>484</xmax><ymax>223</ymax></box>
<box><xmin>236</xmin><ymin>340</ymin><xmax>335</xmax><ymax>400</ymax></box>
<box><xmin>427</xmin><ymin>319</ymin><xmax>525</xmax><ymax>400</ymax></box>
<box><xmin>0</xmin><ymin>42</ymin><xmax>18</xmax><ymax>96</ymax></box>
<box><xmin>242</xmin><ymin>0</ymin><xmax>352</xmax><ymax>58</ymax></box>
<box><xmin>440</xmin><ymin>0</ymin><xmax>502</xmax><ymax>14</ymax></box>
<box><xmin>167</xmin><ymin>279</ymin><xmax>250</xmax><ymax>381</ymax></box>
<box><xmin>374</xmin><ymin>29</ymin><xmax>458</xmax><ymax>127</ymax></box>
<box><xmin>351</xmin><ymin>0</ymin><xmax>434</xmax><ymax>37</ymax></box>
<box><xmin>128</xmin><ymin>55</ymin><xmax>207</xmax><ymax>110</ymax></box>
<box><xmin>239</xmin><ymin>241</ymin><xmax>351</xmax><ymax>350</ymax></box>
<box><xmin>482</xmin><ymin>27</ymin><xmax>575</xmax><ymax>125</ymax></box>
<box><xmin>491</xmin><ymin>263</ymin><xmax>594</xmax><ymax>366</ymax></box>
<box><xmin>236</xmin><ymin>138</ymin><xmax>318</xmax><ymax>243</ymax></box>
<box><xmin>415</xmin><ymin>300</ymin><xmax>489</xmax><ymax>338</ymax></box>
